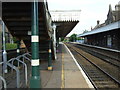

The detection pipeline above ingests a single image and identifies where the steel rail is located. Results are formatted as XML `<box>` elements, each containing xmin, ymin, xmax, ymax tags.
<box><xmin>67</xmin><ymin>44</ymin><xmax>120</xmax><ymax>89</ymax></box>
<box><xmin>73</xmin><ymin>46</ymin><xmax>120</xmax><ymax>85</ymax></box>
<box><xmin>74</xmin><ymin>44</ymin><xmax>120</xmax><ymax>67</ymax></box>
<box><xmin>68</xmin><ymin>47</ymin><xmax>98</xmax><ymax>90</ymax></box>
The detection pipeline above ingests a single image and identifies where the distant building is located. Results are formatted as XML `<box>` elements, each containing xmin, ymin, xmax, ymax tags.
<box><xmin>78</xmin><ymin>1</ymin><xmax>120</xmax><ymax>50</ymax></box>
<box><xmin>92</xmin><ymin>20</ymin><xmax>105</xmax><ymax>30</ymax></box>
<box><xmin>64</xmin><ymin>37</ymin><xmax>70</xmax><ymax>42</ymax></box>
<box><xmin>76</xmin><ymin>35</ymin><xmax>84</xmax><ymax>43</ymax></box>
<box><xmin>105</xmin><ymin>3</ymin><xmax>120</xmax><ymax>25</ymax></box>
<box><xmin>92</xmin><ymin>2</ymin><xmax>120</xmax><ymax>30</ymax></box>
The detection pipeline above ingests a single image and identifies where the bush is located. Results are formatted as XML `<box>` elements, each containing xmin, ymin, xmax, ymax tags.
<box><xmin>6</xmin><ymin>43</ymin><xmax>17</xmax><ymax>50</ymax></box>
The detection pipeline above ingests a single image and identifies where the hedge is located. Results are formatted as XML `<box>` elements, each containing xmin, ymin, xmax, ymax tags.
<box><xmin>6</xmin><ymin>43</ymin><xmax>17</xmax><ymax>50</ymax></box>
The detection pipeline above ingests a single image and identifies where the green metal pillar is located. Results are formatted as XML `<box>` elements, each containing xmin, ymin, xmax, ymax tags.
<box><xmin>57</xmin><ymin>38</ymin><xmax>59</xmax><ymax>46</ymax></box>
<box><xmin>48</xmin><ymin>40</ymin><xmax>52</xmax><ymax>70</ymax></box>
<box><xmin>30</xmin><ymin>0</ymin><xmax>41</xmax><ymax>88</ymax></box>
<box><xmin>56</xmin><ymin>38</ymin><xmax>59</xmax><ymax>52</ymax></box>
<box><xmin>17</xmin><ymin>40</ymin><xmax>20</xmax><ymax>56</ymax></box>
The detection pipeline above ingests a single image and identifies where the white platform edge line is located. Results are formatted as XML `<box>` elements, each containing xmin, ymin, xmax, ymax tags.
<box><xmin>63</xmin><ymin>43</ymin><xmax>94</xmax><ymax>88</ymax></box>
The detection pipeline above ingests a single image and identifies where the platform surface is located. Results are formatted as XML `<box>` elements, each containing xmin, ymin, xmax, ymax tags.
<box><xmin>40</xmin><ymin>43</ymin><xmax>94</xmax><ymax>89</ymax></box>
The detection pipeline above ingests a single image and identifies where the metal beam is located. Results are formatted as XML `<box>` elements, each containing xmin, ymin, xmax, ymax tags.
<box><xmin>8</xmin><ymin>22</ymin><xmax>44</xmax><ymax>27</ymax></box>
<box><xmin>13</xmin><ymin>31</ymin><xmax>46</xmax><ymax>36</ymax></box>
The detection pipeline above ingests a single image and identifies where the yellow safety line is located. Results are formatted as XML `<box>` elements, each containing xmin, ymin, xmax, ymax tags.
<box><xmin>61</xmin><ymin>49</ymin><xmax>65</xmax><ymax>89</ymax></box>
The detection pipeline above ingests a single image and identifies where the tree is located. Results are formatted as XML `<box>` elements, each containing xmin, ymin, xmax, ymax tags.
<box><xmin>69</xmin><ymin>34</ymin><xmax>77</xmax><ymax>42</ymax></box>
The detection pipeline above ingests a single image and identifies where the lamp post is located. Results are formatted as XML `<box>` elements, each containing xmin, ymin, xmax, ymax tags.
<box><xmin>30</xmin><ymin>0</ymin><xmax>41</xmax><ymax>88</ymax></box>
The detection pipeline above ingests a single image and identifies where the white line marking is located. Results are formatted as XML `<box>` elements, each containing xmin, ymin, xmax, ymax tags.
<box><xmin>63</xmin><ymin>43</ymin><xmax>94</xmax><ymax>88</ymax></box>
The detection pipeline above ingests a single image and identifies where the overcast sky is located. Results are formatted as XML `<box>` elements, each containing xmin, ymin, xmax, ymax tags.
<box><xmin>48</xmin><ymin>0</ymin><xmax>120</xmax><ymax>36</ymax></box>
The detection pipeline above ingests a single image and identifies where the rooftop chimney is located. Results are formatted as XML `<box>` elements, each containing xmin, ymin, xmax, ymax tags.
<box><xmin>97</xmin><ymin>20</ymin><xmax>100</xmax><ymax>25</ymax></box>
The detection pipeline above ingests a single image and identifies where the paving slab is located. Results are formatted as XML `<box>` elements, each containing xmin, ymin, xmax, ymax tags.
<box><xmin>1</xmin><ymin>43</ymin><xmax>94</xmax><ymax>89</ymax></box>
<box><xmin>40</xmin><ymin>43</ymin><xmax>94</xmax><ymax>89</ymax></box>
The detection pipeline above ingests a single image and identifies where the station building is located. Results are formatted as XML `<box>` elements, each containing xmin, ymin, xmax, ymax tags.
<box><xmin>79</xmin><ymin>2</ymin><xmax>120</xmax><ymax>50</ymax></box>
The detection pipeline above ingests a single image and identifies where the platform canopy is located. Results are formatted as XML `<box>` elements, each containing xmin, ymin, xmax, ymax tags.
<box><xmin>79</xmin><ymin>21</ymin><xmax>120</xmax><ymax>37</ymax></box>
<box><xmin>50</xmin><ymin>10</ymin><xmax>81</xmax><ymax>37</ymax></box>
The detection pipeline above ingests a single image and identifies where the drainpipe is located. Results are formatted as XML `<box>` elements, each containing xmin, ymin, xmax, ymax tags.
<box><xmin>48</xmin><ymin>40</ymin><xmax>52</xmax><ymax>70</ymax></box>
<box><xmin>2</xmin><ymin>21</ymin><xmax>8</xmax><ymax>73</ymax></box>
<box><xmin>30</xmin><ymin>0</ymin><xmax>41</xmax><ymax>88</ymax></box>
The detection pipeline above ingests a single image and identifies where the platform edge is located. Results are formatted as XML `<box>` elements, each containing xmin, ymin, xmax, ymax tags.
<box><xmin>63</xmin><ymin>43</ymin><xmax>94</xmax><ymax>88</ymax></box>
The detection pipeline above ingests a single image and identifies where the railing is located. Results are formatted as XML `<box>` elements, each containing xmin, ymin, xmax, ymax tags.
<box><xmin>0</xmin><ymin>76</ymin><xmax>7</xmax><ymax>89</ymax></box>
<box><xmin>0</xmin><ymin>62</ymin><xmax>7</xmax><ymax>89</ymax></box>
<box><xmin>8</xmin><ymin>52</ymin><xmax>31</xmax><ymax>87</ymax></box>
<box><xmin>0</xmin><ymin>50</ymin><xmax>31</xmax><ymax>88</ymax></box>
<box><xmin>6</xmin><ymin>48</ymin><xmax>26</xmax><ymax>60</ymax></box>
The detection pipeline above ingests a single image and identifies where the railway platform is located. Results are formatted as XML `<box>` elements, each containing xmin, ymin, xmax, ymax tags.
<box><xmin>40</xmin><ymin>42</ymin><xmax>94</xmax><ymax>89</ymax></box>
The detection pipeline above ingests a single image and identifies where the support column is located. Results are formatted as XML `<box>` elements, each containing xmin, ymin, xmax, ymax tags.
<box><xmin>57</xmin><ymin>37</ymin><xmax>59</xmax><ymax>47</ymax></box>
<box><xmin>56</xmin><ymin>37</ymin><xmax>59</xmax><ymax>53</ymax></box>
<box><xmin>17</xmin><ymin>40</ymin><xmax>20</xmax><ymax>68</ymax></box>
<box><xmin>30</xmin><ymin>0</ymin><xmax>41</xmax><ymax>88</ymax></box>
<box><xmin>53</xmin><ymin>24</ymin><xmax>57</xmax><ymax>59</ymax></box>
<box><xmin>48</xmin><ymin>40</ymin><xmax>52</xmax><ymax>70</ymax></box>
<box><xmin>2</xmin><ymin>21</ymin><xmax>7</xmax><ymax>73</ymax></box>
<box><xmin>53</xmin><ymin>24</ymin><xmax>56</xmax><ymax>47</ymax></box>
<box><xmin>17</xmin><ymin>40</ymin><xmax>20</xmax><ymax>56</ymax></box>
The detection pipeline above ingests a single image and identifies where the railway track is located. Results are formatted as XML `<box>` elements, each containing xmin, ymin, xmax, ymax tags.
<box><xmin>66</xmin><ymin>43</ymin><xmax>120</xmax><ymax>89</ymax></box>
<box><xmin>71</xmin><ymin>43</ymin><xmax>120</xmax><ymax>82</ymax></box>
<box><xmin>74</xmin><ymin>44</ymin><xmax>120</xmax><ymax>68</ymax></box>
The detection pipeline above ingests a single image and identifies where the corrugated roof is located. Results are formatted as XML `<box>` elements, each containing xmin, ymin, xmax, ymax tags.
<box><xmin>79</xmin><ymin>21</ymin><xmax>120</xmax><ymax>37</ymax></box>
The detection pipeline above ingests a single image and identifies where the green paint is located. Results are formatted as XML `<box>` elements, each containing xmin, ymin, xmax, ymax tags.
<box><xmin>30</xmin><ymin>0</ymin><xmax>41</xmax><ymax>88</ymax></box>
<box><xmin>48</xmin><ymin>40</ymin><xmax>52</xmax><ymax>67</ymax></box>
<box><xmin>17</xmin><ymin>40</ymin><xmax>20</xmax><ymax>56</ymax></box>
